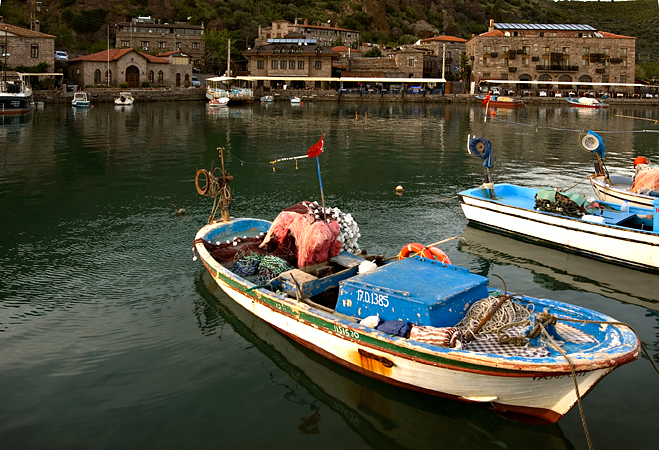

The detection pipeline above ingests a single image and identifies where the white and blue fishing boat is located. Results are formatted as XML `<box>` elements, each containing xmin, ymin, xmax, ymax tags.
<box><xmin>71</xmin><ymin>91</ymin><xmax>90</xmax><ymax>108</ymax></box>
<box><xmin>459</xmin><ymin>135</ymin><xmax>659</xmax><ymax>271</ymax></box>
<box><xmin>0</xmin><ymin>72</ymin><xmax>32</xmax><ymax>115</ymax></box>
<box><xmin>193</xmin><ymin>148</ymin><xmax>639</xmax><ymax>424</ymax></box>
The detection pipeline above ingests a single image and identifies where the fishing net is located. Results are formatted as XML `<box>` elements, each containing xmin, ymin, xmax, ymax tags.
<box><xmin>232</xmin><ymin>252</ymin><xmax>264</xmax><ymax>277</ymax></box>
<box><xmin>456</xmin><ymin>296</ymin><xmax>532</xmax><ymax>338</ymax></box>
<box><xmin>254</xmin><ymin>255</ymin><xmax>293</xmax><ymax>285</ymax></box>
<box><xmin>632</xmin><ymin>167</ymin><xmax>659</xmax><ymax>193</ymax></box>
<box><xmin>534</xmin><ymin>187</ymin><xmax>589</xmax><ymax>218</ymax></box>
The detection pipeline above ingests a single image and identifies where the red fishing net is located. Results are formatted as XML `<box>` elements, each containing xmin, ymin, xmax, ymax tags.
<box><xmin>632</xmin><ymin>168</ymin><xmax>659</xmax><ymax>192</ymax></box>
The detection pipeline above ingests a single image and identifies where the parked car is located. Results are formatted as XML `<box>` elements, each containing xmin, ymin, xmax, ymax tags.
<box><xmin>191</xmin><ymin>76</ymin><xmax>201</xmax><ymax>87</ymax></box>
<box><xmin>55</xmin><ymin>51</ymin><xmax>68</xmax><ymax>61</ymax></box>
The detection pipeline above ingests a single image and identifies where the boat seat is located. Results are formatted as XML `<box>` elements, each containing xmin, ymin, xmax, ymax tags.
<box><xmin>601</xmin><ymin>211</ymin><xmax>636</xmax><ymax>225</ymax></box>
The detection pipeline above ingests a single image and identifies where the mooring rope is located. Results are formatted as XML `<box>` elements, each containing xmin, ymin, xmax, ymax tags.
<box><xmin>488</xmin><ymin>116</ymin><xmax>659</xmax><ymax>134</ymax></box>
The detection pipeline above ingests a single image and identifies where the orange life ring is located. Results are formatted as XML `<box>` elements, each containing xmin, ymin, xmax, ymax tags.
<box><xmin>399</xmin><ymin>243</ymin><xmax>451</xmax><ymax>264</ymax></box>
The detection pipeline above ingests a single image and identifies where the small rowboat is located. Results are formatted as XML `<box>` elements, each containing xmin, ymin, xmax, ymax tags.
<box><xmin>566</xmin><ymin>96</ymin><xmax>607</xmax><ymax>109</ymax></box>
<box><xmin>290</xmin><ymin>96</ymin><xmax>302</xmax><ymax>104</ymax></box>
<box><xmin>478</xmin><ymin>95</ymin><xmax>524</xmax><ymax>108</ymax></box>
<box><xmin>209</xmin><ymin>97</ymin><xmax>229</xmax><ymax>107</ymax></box>
<box><xmin>193</xmin><ymin>150</ymin><xmax>639</xmax><ymax>423</ymax></box>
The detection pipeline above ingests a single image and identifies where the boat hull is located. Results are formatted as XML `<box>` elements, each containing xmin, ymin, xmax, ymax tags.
<box><xmin>195</xmin><ymin>218</ymin><xmax>639</xmax><ymax>423</ymax></box>
<box><xmin>591</xmin><ymin>175</ymin><xmax>655</xmax><ymax>208</ymax></box>
<box><xmin>0</xmin><ymin>93</ymin><xmax>32</xmax><ymax>115</ymax></box>
<box><xmin>567</xmin><ymin>98</ymin><xmax>607</xmax><ymax>109</ymax></box>
<box><xmin>459</xmin><ymin>184</ymin><xmax>659</xmax><ymax>271</ymax></box>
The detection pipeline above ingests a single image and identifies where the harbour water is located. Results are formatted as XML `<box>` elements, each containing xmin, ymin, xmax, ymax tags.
<box><xmin>1</xmin><ymin>101</ymin><xmax>657</xmax><ymax>449</ymax></box>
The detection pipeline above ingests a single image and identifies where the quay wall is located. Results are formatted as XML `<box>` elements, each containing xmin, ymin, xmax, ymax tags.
<box><xmin>33</xmin><ymin>87</ymin><xmax>659</xmax><ymax>106</ymax></box>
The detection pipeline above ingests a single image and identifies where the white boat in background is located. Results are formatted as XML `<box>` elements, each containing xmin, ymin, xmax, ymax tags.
<box><xmin>208</xmin><ymin>97</ymin><xmax>229</xmax><ymax>107</ymax></box>
<box><xmin>71</xmin><ymin>92</ymin><xmax>90</xmax><ymax>108</ymax></box>
<box><xmin>114</xmin><ymin>92</ymin><xmax>134</xmax><ymax>106</ymax></box>
<box><xmin>1</xmin><ymin>72</ymin><xmax>32</xmax><ymax>115</ymax></box>
<box><xmin>290</xmin><ymin>96</ymin><xmax>301</xmax><ymax>104</ymax></box>
<box><xmin>590</xmin><ymin>174</ymin><xmax>658</xmax><ymax>208</ymax></box>
<box><xmin>566</xmin><ymin>96</ymin><xmax>607</xmax><ymax>109</ymax></box>
<box><xmin>260</xmin><ymin>95</ymin><xmax>274</xmax><ymax>102</ymax></box>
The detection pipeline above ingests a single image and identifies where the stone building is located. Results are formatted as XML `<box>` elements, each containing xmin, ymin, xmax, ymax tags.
<box><xmin>467</xmin><ymin>22</ymin><xmax>636</xmax><ymax>94</ymax></box>
<box><xmin>415</xmin><ymin>35</ymin><xmax>467</xmax><ymax>80</ymax></box>
<box><xmin>0</xmin><ymin>21</ymin><xmax>55</xmax><ymax>71</ymax></box>
<box><xmin>257</xmin><ymin>19</ymin><xmax>360</xmax><ymax>48</ymax></box>
<box><xmin>67</xmin><ymin>48</ymin><xmax>192</xmax><ymax>89</ymax></box>
<box><xmin>115</xmin><ymin>19</ymin><xmax>204</xmax><ymax>68</ymax></box>
<box><xmin>243</xmin><ymin>36</ymin><xmax>338</xmax><ymax>89</ymax></box>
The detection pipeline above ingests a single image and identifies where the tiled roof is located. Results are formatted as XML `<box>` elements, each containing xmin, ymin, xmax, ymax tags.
<box><xmin>420</xmin><ymin>35</ymin><xmax>467</xmax><ymax>43</ymax></box>
<box><xmin>69</xmin><ymin>49</ymin><xmax>168</xmax><ymax>64</ymax></box>
<box><xmin>479</xmin><ymin>30</ymin><xmax>505</xmax><ymax>37</ymax></box>
<box><xmin>0</xmin><ymin>23</ymin><xmax>55</xmax><ymax>38</ymax></box>
<box><xmin>598</xmin><ymin>31</ymin><xmax>634</xmax><ymax>39</ymax></box>
<box><xmin>331</xmin><ymin>46</ymin><xmax>362</xmax><ymax>53</ymax></box>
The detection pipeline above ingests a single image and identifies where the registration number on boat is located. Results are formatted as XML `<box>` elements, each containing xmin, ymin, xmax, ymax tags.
<box><xmin>356</xmin><ymin>289</ymin><xmax>389</xmax><ymax>307</ymax></box>
<box><xmin>333</xmin><ymin>324</ymin><xmax>360</xmax><ymax>339</ymax></box>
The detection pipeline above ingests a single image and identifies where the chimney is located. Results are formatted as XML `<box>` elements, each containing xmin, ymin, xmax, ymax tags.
<box><xmin>294</xmin><ymin>17</ymin><xmax>298</xmax><ymax>25</ymax></box>
<box><xmin>35</xmin><ymin>20</ymin><xmax>40</xmax><ymax>32</ymax></box>
<box><xmin>304</xmin><ymin>19</ymin><xmax>308</xmax><ymax>26</ymax></box>
<box><xmin>488</xmin><ymin>19</ymin><xmax>494</xmax><ymax>32</ymax></box>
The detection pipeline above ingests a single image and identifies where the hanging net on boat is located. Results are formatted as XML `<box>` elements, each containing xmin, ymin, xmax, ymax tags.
<box><xmin>456</xmin><ymin>296</ymin><xmax>532</xmax><ymax>338</ymax></box>
<box><xmin>254</xmin><ymin>255</ymin><xmax>293</xmax><ymax>286</ymax></box>
<box><xmin>632</xmin><ymin>167</ymin><xmax>659</xmax><ymax>193</ymax></box>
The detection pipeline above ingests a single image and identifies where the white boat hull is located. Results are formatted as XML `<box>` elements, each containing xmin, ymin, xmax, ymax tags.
<box><xmin>591</xmin><ymin>175</ymin><xmax>656</xmax><ymax>208</ymax></box>
<box><xmin>459</xmin><ymin>192</ymin><xmax>659</xmax><ymax>270</ymax></box>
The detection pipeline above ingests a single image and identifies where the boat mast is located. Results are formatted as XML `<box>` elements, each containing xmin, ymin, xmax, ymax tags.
<box><xmin>226</xmin><ymin>39</ymin><xmax>230</xmax><ymax>77</ymax></box>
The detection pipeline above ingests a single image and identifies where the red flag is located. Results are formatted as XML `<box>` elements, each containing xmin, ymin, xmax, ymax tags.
<box><xmin>485</xmin><ymin>92</ymin><xmax>491</xmax><ymax>101</ymax></box>
<box><xmin>307</xmin><ymin>135</ymin><xmax>324</xmax><ymax>158</ymax></box>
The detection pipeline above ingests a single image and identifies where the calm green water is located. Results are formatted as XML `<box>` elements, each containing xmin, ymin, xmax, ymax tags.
<box><xmin>1</xmin><ymin>101</ymin><xmax>657</xmax><ymax>450</ymax></box>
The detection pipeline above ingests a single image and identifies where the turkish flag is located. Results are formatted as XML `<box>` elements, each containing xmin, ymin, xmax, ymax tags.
<box><xmin>307</xmin><ymin>135</ymin><xmax>324</xmax><ymax>158</ymax></box>
<box><xmin>485</xmin><ymin>93</ymin><xmax>491</xmax><ymax>101</ymax></box>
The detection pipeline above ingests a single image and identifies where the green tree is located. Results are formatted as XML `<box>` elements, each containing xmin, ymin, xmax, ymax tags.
<box><xmin>202</xmin><ymin>29</ymin><xmax>242</xmax><ymax>71</ymax></box>
<box><xmin>459</xmin><ymin>53</ymin><xmax>471</xmax><ymax>82</ymax></box>
<box><xmin>364</xmin><ymin>47</ymin><xmax>383</xmax><ymax>58</ymax></box>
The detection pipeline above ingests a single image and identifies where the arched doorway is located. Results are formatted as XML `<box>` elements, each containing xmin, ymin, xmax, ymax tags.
<box><xmin>176</xmin><ymin>73</ymin><xmax>181</xmax><ymax>87</ymax></box>
<box><xmin>558</xmin><ymin>74</ymin><xmax>572</xmax><ymax>90</ymax></box>
<box><xmin>538</xmin><ymin>74</ymin><xmax>552</xmax><ymax>90</ymax></box>
<box><xmin>518</xmin><ymin>74</ymin><xmax>531</xmax><ymax>90</ymax></box>
<box><xmin>126</xmin><ymin>65</ymin><xmax>140</xmax><ymax>88</ymax></box>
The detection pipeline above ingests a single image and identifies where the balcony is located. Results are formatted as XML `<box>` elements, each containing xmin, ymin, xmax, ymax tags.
<box><xmin>536</xmin><ymin>65</ymin><xmax>579</xmax><ymax>72</ymax></box>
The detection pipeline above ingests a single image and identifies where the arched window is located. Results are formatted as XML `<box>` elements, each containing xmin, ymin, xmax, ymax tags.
<box><xmin>185</xmin><ymin>74</ymin><xmax>190</xmax><ymax>84</ymax></box>
<box><xmin>538</xmin><ymin>74</ymin><xmax>552</xmax><ymax>89</ymax></box>
<box><xmin>578</xmin><ymin>74</ymin><xmax>593</xmax><ymax>90</ymax></box>
<box><xmin>94</xmin><ymin>69</ymin><xmax>101</xmax><ymax>85</ymax></box>
<box><xmin>157</xmin><ymin>71</ymin><xmax>164</xmax><ymax>84</ymax></box>
<box><xmin>148</xmin><ymin>70</ymin><xmax>154</xmax><ymax>83</ymax></box>
<box><xmin>106</xmin><ymin>70</ymin><xmax>112</xmax><ymax>85</ymax></box>
<box><xmin>558</xmin><ymin>74</ymin><xmax>572</xmax><ymax>90</ymax></box>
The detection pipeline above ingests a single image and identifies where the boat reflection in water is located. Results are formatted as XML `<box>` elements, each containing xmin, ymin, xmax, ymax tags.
<box><xmin>195</xmin><ymin>271</ymin><xmax>573</xmax><ymax>450</ymax></box>
<box><xmin>460</xmin><ymin>225</ymin><xmax>659</xmax><ymax>311</ymax></box>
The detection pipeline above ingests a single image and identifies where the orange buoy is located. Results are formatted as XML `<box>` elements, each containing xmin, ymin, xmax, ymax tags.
<box><xmin>399</xmin><ymin>243</ymin><xmax>451</xmax><ymax>264</ymax></box>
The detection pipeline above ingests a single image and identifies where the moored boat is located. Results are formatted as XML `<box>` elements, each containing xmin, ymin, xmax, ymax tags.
<box><xmin>71</xmin><ymin>91</ymin><xmax>90</xmax><ymax>108</ymax></box>
<box><xmin>0</xmin><ymin>72</ymin><xmax>32</xmax><ymax>115</ymax></box>
<box><xmin>260</xmin><ymin>95</ymin><xmax>274</xmax><ymax>102</ymax></box>
<box><xmin>478</xmin><ymin>93</ymin><xmax>524</xmax><ymax>108</ymax></box>
<box><xmin>208</xmin><ymin>97</ymin><xmax>229</xmax><ymax>107</ymax></box>
<box><xmin>460</xmin><ymin>137</ymin><xmax>659</xmax><ymax>271</ymax></box>
<box><xmin>566</xmin><ymin>96</ymin><xmax>607</xmax><ymax>109</ymax></box>
<box><xmin>193</xmin><ymin>148</ymin><xmax>639</xmax><ymax>423</ymax></box>
<box><xmin>114</xmin><ymin>92</ymin><xmax>134</xmax><ymax>106</ymax></box>
<box><xmin>290</xmin><ymin>96</ymin><xmax>302</xmax><ymax>104</ymax></box>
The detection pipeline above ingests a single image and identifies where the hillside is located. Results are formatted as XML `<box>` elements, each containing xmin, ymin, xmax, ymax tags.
<box><xmin>0</xmin><ymin>0</ymin><xmax>657</xmax><ymax>75</ymax></box>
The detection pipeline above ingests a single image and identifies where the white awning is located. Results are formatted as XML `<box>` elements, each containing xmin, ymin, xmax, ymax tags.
<box><xmin>480</xmin><ymin>79</ymin><xmax>646</xmax><ymax>88</ymax></box>
<box><xmin>213</xmin><ymin>76</ymin><xmax>448</xmax><ymax>84</ymax></box>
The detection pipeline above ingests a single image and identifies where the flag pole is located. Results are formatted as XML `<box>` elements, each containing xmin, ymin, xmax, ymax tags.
<box><xmin>316</xmin><ymin>156</ymin><xmax>326</xmax><ymax>215</ymax></box>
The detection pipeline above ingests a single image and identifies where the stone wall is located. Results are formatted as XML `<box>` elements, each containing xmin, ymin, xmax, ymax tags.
<box><xmin>34</xmin><ymin>87</ymin><xmax>207</xmax><ymax>103</ymax></box>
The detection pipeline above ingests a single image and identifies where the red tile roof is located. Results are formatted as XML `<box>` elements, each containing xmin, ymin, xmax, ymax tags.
<box><xmin>69</xmin><ymin>49</ymin><xmax>168</xmax><ymax>64</ymax></box>
<box><xmin>598</xmin><ymin>31</ymin><xmax>634</xmax><ymax>39</ymax></box>
<box><xmin>331</xmin><ymin>46</ymin><xmax>362</xmax><ymax>53</ymax></box>
<box><xmin>0</xmin><ymin>22</ymin><xmax>55</xmax><ymax>38</ymax></box>
<box><xmin>479</xmin><ymin>30</ymin><xmax>505</xmax><ymax>37</ymax></box>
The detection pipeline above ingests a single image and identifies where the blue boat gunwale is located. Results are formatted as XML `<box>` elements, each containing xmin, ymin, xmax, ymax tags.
<box><xmin>195</xmin><ymin>218</ymin><xmax>639</xmax><ymax>374</ymax></box>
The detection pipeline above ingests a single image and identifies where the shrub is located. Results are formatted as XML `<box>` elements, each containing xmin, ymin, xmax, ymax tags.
<box><xmin>119</xmin><ymin>82</ymin><xmax>129</xmax><ymax>88</ymax></box>
<box><xmin>141</xmin><ymin>81</ymin><xmax>150</xmax><ymax>88</ymax></box>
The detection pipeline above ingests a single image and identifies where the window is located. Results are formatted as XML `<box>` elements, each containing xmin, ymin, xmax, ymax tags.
<box><xmin>562</xmin><ymin>47</ymin><xmax>570</xmax><ymax>67</ymax></box>
<box><xmin>31</xmin><ymin>44</ymin><xmax>39</xmax><ymax>58</ymax></box>
<box><xmin>408</xmin><ymin>56</ymin><xmax>414</xmax><ymax>67</ymax></box>
<box><xmin>483</xmin><ymin>56</ymin><xmax>491</xmax><ymax>67</ymax></box>
<box><xmin>158</xmin><ymin>71</ymin><xmax>164</xmax><ymax>83</ymax></box>
<box><xmin>522</xmin><ymin>46</ymin><xmax>530</xmax><ymax>66</ymax></box>
<box><xmin>157</xmin><ymin>42</ymin><xmax>165</xmax><ymax>49</ymax></box>
<box><xmin>148</xmin><ymin>70</ymin><xmax>154</xmax><ymax>82</ymax></box>
<box><xmin>121</xmin><ymin>40</ymin><xmax>130</xmax><ymax>48</ymax></box>
<box><xmin>483</xmin><ymin>45</ymin><xmax>490</xmax><ymax>55</ymax></box>
<box><xmin>603</xmin><ymin>47</ymin><xmax>610</xmax><ymax>67</ymax></box>
<box><xmin>315</xmin><ymin>61</ymin><xmax>322</xmax><ymax>70</ymax></box>
<box><xmin>175</xmin><ymin>42</ymin><xmax>181</xmax><ymax>50</ymax></box>
<box><xmin>280</xmin><ymin>60</ymin><xmax>286</xmax><ymax>69</ymax></box>
<box><xmin>483</xmin><ymin>46</ymin><xmax>491</xmax><ymax>67</ymax></box>
<box><xmin>298</xmin><ymin>60</ymin><xmax>304</xmax><ymax>70</ymax></box>
<box><xmin>192</xmin><ymin>42</ymin><xmax>200</xmax><ymax>49</ymax></box>
<box><xmin>501</xmin><ymin>46</ymin><xmax>509</xmax><ymax>66</ymax></box>
<box><xmin>106</xmin><ymin>70</ymin><xmax>112</xmax><ymax>84</ymax></box>
<box><xmin>141</xmin><ymin>41</ymin><xmax>149</xmax><ymax>50</ymax></box>
<box><xmin>257</xmin><ymin>60</ymin><xmax>264</xmax><ymax>69</ymax></box>
<box><xmin>620</xmin><ymin>75</ymin><xmax>627</xmax><ymax>83</ymax></box>
<box><xmin>289</xmin><ymin>60</ymin><xmax>295</xmax><ymax>69</ymax></box>
<box><xmin>602</xmin><ymin>74</ymin><xmax>609</xmax><ymax>83</ymax></box>
<box><xmin>582</xmin><ymin>47</ymin><xmax>589</xmax><ymax>67</ymax></box>
<box><xmin>621</xmin><ymin>48</ymin><xmax>628</xmax><ymax>67</ymax></box>
<box><xmin>94</xmin><ymin>69</ymin><xmax>101</xmax><ymax>84</ymax></box>
<box><xmin>271</xmin><ymin>60</ymin><xmax>278</xmax><ymax>69</ymax></box>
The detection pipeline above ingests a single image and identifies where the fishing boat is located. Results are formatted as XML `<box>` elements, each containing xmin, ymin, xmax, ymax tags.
<box><xmin>291</xmin><ymin>96</ymin><xmax>302</xmax><ymax>104</ymax></box>
<box><xmin>0</xmin><ymin>72</ymin><xmax>32</xmax><ymax>115</ymax></box>
<box><xmin>478</xmin><ymin>93</ymin><xmax>524</xmax><ymax>108</ymax></box>
<box><xmin>460</xmin><ymin>136</ymin><xmax>659</xmax><ymax>271</ymax></box>
<box><xmin>566</xmin><ymin>96</ymin><xmax>607</xmax><ymax>109</ymax></box>
<box><xmin>260</xmin><ymin>95</ymin><xmax>274</xmax><ymax>102</ymax></box>
<box><xmin>114</xmin><ymin>92</ymin><xmax>134</xmax><ymax>106</ymax></box>
<box><xmin>193</xmin><ymin>147</ymin><xmax>639</xmax><ymax>424</ymax></box>
<box><xmin>582</xmin><ymin>131</ymin><xmax>657</xmax><ymax>208</ymax></box>
<box><xmin>208</xmin><ymin>97</ymin><xmax>229</xmax><ymax>107</ymax></box>
<box><xmin>71</xmin><ymin>91</ymin><xmax>90</xmax><ymax>108</ymax></box>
